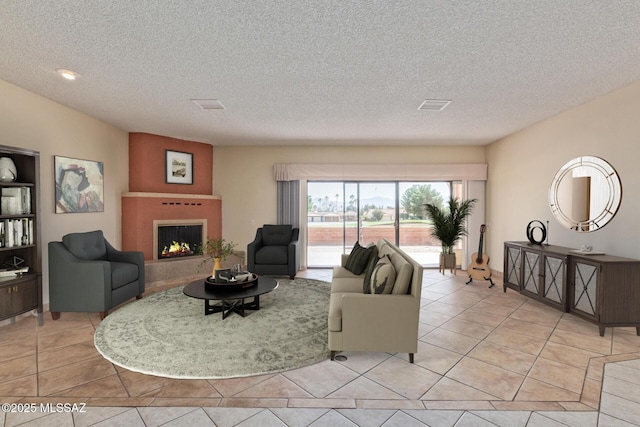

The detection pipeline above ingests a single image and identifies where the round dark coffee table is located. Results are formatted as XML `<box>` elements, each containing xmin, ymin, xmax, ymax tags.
<box><xmin>183</xmin><ymin>276</ymin><xmax>278</xmax><ymax>319</ymax></box>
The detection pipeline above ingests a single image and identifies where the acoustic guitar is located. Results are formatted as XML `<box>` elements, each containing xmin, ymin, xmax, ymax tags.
<box><xmin>466</xmin><ymin>224</ymin><xmax>494</xmax><ymax>287</ymax></box>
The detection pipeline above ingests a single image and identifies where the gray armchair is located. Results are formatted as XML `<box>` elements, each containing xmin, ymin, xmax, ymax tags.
<box><xmin>49</xmin><ymin>230</ymin><xmax>145</xmax><ymax>320</ymax></box>
<box><xmin>247</xmin><ymin>225</ymin><xmax>299</xmax><ymax>279</ymax></box>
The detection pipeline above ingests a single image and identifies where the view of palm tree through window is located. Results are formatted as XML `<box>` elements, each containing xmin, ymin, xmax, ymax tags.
<box><xmin>307</xmin><ymin>181</ymin><xmax>460</xmax><ymax>267</ymax></box>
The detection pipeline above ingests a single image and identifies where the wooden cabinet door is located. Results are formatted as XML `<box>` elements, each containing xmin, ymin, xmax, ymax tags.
<box><xmin>521</xmin><ymin>249</ymin><xmax>541</xmax><ymax>298</ymax></box>
<box><xmin>11</xmin><ymin>280</ymin><xmax>38</xmax><ymax>315</ymax></box>
<box><xmin>570</xmin><ymin>260</ymin><xmax>599</xmax><ymax>320</ymax></box>
<box><xmin>0</xmin><ymin>286</ymin><xmax>12</xmax><ymax>318</ymax></box>
<box><xmin>541</xmin><ymin>254</ymin><xmax>566</xmax><ymax>310</ymax></box>
<box><xmin>520</xmin><ymin>249</ymin><xmax>567</xmax><ymax>310</ymax></box>
<box><xmin>504</xmin><ymin>244</ymin><xmax>522</xmax><ymax>291</ymax></box>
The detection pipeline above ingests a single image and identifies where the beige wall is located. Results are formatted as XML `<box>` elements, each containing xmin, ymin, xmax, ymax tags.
<box><xmin>213</xmin><ymin>145</ymin><xmax>486</xmax><ymax>252</ymax></box>
<box><xmin>0</xmin><ymin>80</ymin><xmax>129</xmax><ymax>303</ymax></box>
<box><xmin>486</xmin><ymin>80</ymin><xmax>640</xmax><ymax>269</ymax></box>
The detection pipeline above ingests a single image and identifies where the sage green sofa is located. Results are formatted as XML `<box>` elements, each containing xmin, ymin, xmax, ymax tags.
<box><xmin>49</xmin><ymin>230</ymin><xmax>145</xmax><ymax>320</ymax></box>
<box><xmin>328</xmin><ymin>238</ymin><xmax>423</xmax><ymax>363</ymax></box>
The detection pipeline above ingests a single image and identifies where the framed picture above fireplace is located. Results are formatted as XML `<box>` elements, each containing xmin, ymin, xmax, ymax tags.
<box><xmin>165</xmin><ymin>150</ymin><xmax>193</xmax><ymax>185</ymax></box>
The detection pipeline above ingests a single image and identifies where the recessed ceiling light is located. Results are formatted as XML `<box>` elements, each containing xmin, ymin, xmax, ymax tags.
<box><xmin>418</xmin><ymin>99</ymin><xmax>451</xmax><ymax>111</ymax></box>
<box><xmin>56</xmin><ymin>68</ymin><xmax>80</xmax><ymax>80</ymax></box>
<box><xmin>191</xmin><ymin>99</ymin><xmax>225</xmax><ymax>110</ymax></box>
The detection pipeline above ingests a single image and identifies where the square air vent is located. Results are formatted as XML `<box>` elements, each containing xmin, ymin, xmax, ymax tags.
<box><xmin>191</xmin><ymin>99</ymin><xmax>225</xmax><ymax>110</ymax></box>
<box><xmin>418</xmin><ymin>99</ymin><xmax>451</xmax><ymax>111</ymax></box>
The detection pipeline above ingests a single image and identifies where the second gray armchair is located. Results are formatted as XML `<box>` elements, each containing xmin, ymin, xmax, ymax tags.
<box><xmin>247</xmin><ymin>225</ymin><xmax>299</xmax><ymax>279</ymax></box>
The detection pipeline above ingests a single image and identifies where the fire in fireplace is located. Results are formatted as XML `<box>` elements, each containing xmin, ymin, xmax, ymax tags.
<box><xmin>157</xmin><ymin>224</ymin><xmax>203</xmax><ymax>259</ymax></box>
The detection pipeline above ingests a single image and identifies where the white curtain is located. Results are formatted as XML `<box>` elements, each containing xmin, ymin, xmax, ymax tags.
<box><xmin>276</xmin><ymin>180</ymin><xmax>300</xmax><ymax>228</ymax></box>
<box><xmin>273</xmin><ymin>163</ymin><xmax>487</xmax><ymax>181</ymax></box>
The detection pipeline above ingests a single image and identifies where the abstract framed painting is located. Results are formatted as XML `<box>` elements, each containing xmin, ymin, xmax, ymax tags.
<box><xmin>54</xmin><ymin>155</ymin><xmax>104</xmax><ymax>213</ymax></box>
<box><xmin>165</xmin><ymin>150</ymin><xmax>193</xmax><ymax>185</ymax></box>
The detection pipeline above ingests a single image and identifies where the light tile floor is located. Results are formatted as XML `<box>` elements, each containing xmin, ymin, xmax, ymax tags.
<box><xmin>1</xmin><ymin>269</ymin><xmax>640</xmax><ymax>426</ymax></box>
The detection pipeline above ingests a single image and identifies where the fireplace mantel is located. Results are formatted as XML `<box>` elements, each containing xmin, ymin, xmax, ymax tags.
<box><xmin>122</xmin><ymin>192</ymin><xmax>221</xmax><ymax>200</ymax></box>
<box><xmin>122</xmin><ymin>192</ymin><xmax>222</xmax><ymax>260</ymax></box>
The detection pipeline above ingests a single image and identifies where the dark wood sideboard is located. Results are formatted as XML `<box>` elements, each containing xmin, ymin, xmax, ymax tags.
<box><xmin>503</xmin><ymin>241</ymin><xmax>640</xmax><ymax>336</ymax></box>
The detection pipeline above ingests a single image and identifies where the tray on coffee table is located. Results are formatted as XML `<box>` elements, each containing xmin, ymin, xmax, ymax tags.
<box><xmin>205</xmin><ymin>273</ymin><xmax>257</xmax><ymax>290</ymax></box>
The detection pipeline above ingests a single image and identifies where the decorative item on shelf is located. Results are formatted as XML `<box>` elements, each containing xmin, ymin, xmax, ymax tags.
<box><xmin>424</xmin><ymin>197</ymin><xmax>476</xmax><ymax>275</ymax></box>
<box><xmin>1</xmin><ymin>196</ymin><xmax>20</xmax><ymax>215</ymax></box>
<box><xmin>526</xmin><ymin>220</ymin><xmax>547</xmax><ymax>245</ymax></box>
<box><xmin>1</xmin><ymin>186</ymin><xmax>31</xmax><ymax>214</ymax></box>
<box><xmin>199</xmin><ymin>236</ymin><xmax>237</xmax><ymax>278</ymax></box>
<box><xmin>6</xmin><ymin>256</ymin><xmax>24</xmax><ymax>268</ymax></box>
<box><xmin>569</xmin><ymin>245</ymin><xmax>605</xmax><ymax>255</ymax></box>
<box><xmin>0</xmin><ymin>157</ymin><xmax>17</xmax><ymax>182</ymax></box>
<box><xmin>0</xmin><ymin>267</ymin><xmax>28</xmax><ymax>277</ymax></box>
<box><xmin>0</xmin><ymin>256</ymin><xmax>28</xmax><ymax>277</ymax></box>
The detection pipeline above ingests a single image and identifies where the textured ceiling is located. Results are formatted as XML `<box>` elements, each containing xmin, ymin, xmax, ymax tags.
<box><xmin>2</xmin><ymin>1</ymin><xmax>640</xmax><ymax>146</ymax></box>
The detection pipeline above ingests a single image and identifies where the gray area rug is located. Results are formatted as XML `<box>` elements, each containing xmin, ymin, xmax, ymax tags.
<box><xmin>94</xmin><ymin>278</ymin><xmax>330</xmax><ymax>379</ymax></box>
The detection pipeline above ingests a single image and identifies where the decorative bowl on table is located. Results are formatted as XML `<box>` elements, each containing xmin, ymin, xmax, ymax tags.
<box><xmin>204</xmin><ymin>272</ymin><xmax>257</xmax><ymax>290</ymax></box>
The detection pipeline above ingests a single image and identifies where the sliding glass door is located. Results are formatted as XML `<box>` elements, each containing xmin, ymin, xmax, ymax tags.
<box><xmin>307</xmin><ymin>182</ymin><xmax>345</xmax><ymax>267</ymax></box>
<box><xmin>358</xmin><ymin>183</ymin><xmax>396</xmax><ymax>246</ymax></box>
<box><xmin>398</xmin><ymin>182</ymin><xmax>453</xmax><ymax>266</ymax></box>
<box><xmin>307</xmin><ymin>180</ymin><xmax>453</xmax><ymax>267</ymax></box>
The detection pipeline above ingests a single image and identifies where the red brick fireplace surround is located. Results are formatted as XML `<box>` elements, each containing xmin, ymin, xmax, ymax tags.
<box><xmin>122</xmin><ymin>133</ymin><xmax>222</xmax><ymax>261</ymax></box>
<box><xmin>122</xmin><ymin>192</ymin><xmax>221</xmax><ymax>260</ymax></box>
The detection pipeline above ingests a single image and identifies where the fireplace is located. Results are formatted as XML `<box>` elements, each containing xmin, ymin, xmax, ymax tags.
<box><xmin>153</xmin><ymin>219</ymin><xmax>207</xmax><ymax>260</ymax></box>
<box><xmin>122</xmin><ymin>192</ymin><xmax>220</xmax><ymax>260</ymax></box>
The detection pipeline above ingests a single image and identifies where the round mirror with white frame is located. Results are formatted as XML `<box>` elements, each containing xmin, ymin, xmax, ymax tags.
<box><xmin>549</xmin><ymin>156</ymin><xmax>622</xmax><ymax>232</ymax></box>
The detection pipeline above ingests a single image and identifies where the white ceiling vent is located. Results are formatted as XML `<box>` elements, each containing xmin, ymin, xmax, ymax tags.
<box><xmin>191</xmin><ymin>99</ymin><xmax>225</xmax><ymax>110</ymax></box>
<box><xmin>418</xmin><ymin>99</ymin><xmax>451</xmax><ymax>111</ymax></box>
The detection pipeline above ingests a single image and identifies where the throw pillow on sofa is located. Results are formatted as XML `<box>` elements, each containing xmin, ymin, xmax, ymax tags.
<box><xmin>370</xmin><ymin>255</ymin><xmax>396</xmax><ymax>294</ymax></box>
<box><xmin>362</xmin><ymin>253</ymin><xmax>379</xmax><ymax>294</ymax></box>
<box><xmin>345</xmin><ymin>241</ymin><xmax>376</xmax><ymax>275</ymax></box>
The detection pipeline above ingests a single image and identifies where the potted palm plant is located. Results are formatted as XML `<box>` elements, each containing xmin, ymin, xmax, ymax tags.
<box><xmin>424</xmin><ymin>197</ymin><xmax>476</xmax><ymax>273</ymax></box>
<box><xmin>201</xmin><ymin>236</ymin><xmax>237</xmax><ymax>277</ymax></box>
